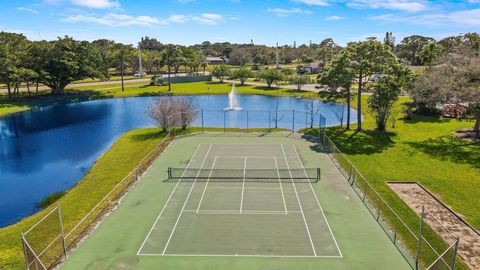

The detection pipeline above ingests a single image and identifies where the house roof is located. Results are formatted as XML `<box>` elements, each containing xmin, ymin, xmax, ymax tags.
<box><xmin>305</xmin><ymin>60</ymin><xmax>322</xmax><ymax>69</ymax></box>
<box><xmin>205</xmin><ymin>56</ymin><xmax>224</xmax><ymax>61</ymax></box>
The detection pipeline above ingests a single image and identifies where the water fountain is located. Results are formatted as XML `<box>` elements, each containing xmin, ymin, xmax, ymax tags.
<box><xmin>225</xmin><ymin>83</ymin><xmax>241</xmax><ymax>110</ymax></box>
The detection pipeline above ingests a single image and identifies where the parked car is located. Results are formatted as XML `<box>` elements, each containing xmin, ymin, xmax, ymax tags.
<box><xmin>368</xmin><ymin>74</ymin><xmax>384</xmax><ymax>82</ymax></box>
<box><xmin>134</xmin><ymin>72</ymin><xmax>147</xmax><ymax>77</ymax></box>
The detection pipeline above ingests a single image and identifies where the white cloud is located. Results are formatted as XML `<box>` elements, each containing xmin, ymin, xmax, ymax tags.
<box><xmin>17</xmin><ymin>7</ymin><xmax>39</xmax><ymax>14</ymax></box>
<box><xmin>292</xmin><ymin>0</ymin><xmax>329</xmax><ymax>6</ymax></box>
<box><xmin>267</xmin><ymin>7</ymin><xmax>312</xmax><ymax>17</ymax></box>
<box><xmin>63</xmin><ymin>12</ymin><xmax>225</xmax><ymax>27</ymax></box>
<box><xmin>71</xmin><ymin>0</ymin><xmax>120</xmax><ymax>9</ymax></box>
<box><xmin>325</xmin><ymin>15</ymin><xmax>343</xmax><ymax>20</ymax></box>
<box><xmin>347</xmin><ymin>0</ymin><xmax>427</xmax><ymax>12</ymax></box>
<box><xmin>372</xmin><ymin>8</ymin><xmax>480</xmax><ymax>26</ymax></box>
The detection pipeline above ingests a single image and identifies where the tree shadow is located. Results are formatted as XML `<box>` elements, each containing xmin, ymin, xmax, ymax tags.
<box><xmin>303</xmin><ymin>127</ymin><xmax>397</xmax><ymax>155</ymax></box>
<box><xmin>130</xmin><ymin>129</ymin><xmax>166</xmax><ymax>141</ymax></box>
<box><xmin>406</xmin><ymin>135</ymin><xmax>480</xmax><ymax>169</ymax></box>
<box><xmin>404</xmin><ymin>115</ymin><xmax>452</xmax><ymax>124</ymax></box>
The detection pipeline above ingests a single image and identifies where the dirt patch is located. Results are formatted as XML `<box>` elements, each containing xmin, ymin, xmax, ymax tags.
<box><xmin>388</xmin><ymin>182</ymin><xmax>480</xmax><ymax>269</ymax></box>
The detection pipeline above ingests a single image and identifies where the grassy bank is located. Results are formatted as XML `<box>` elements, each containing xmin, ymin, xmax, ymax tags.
<box><xmin>0</xmin><ymin>128</ymin><xmax>168</xmax><ymax>269</ymax></box>
<box><xmin>0</xmin><ymin>81</ymin><xmax>316</xmax><ymax>118</ymax></box>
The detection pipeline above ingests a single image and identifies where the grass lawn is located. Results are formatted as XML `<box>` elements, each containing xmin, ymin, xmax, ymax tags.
<box><xmin>325</xmin><ymin>97</ymin><xmax>479</xmax><ymax>268</ymax></box>
<box><xmin>0</xmin><ymin>81</ymin><xmax>317</xmax><ymax>118</ymax></box>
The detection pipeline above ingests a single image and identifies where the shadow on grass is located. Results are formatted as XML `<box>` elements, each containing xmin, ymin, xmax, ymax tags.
<box><xmin>130</xmin><ymin>129</ymin><xmax>167</xmax><ymax>141</ymax></box>
<box><xmin>303</xmin><ymin>127</ymin><xmax>397</xmax><ymax>155</ymax></box>
<box><xmin>404</xmin><ymin>115</ymin><xmax>452</xmax><ymax>124</ymax></box>
<box><xmin>406</xmin><ymin>135</ymin><xmax>480</xmax><ymax>169</ymax></box>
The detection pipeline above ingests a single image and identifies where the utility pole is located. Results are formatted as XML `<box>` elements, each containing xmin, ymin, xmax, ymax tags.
<box><xmin>276</xmin><ymin>42</ymin><xmax>279</xmax><ymax>67</ymax></box>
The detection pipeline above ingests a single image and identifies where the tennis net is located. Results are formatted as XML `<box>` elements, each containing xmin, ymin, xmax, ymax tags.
<box><xmin>167</xmin><ymin>167</ymin><xmax>320</xmax><ymax>183</ymax></box>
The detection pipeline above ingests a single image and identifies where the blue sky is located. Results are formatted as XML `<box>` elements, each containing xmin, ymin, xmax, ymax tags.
<box><xmin>1</xmin><ymin>0</ymin><xmax>480</xmax><ymax>46</ymax></box>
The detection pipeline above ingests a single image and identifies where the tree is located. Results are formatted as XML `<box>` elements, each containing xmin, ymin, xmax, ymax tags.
<box><xmin>232</xmin><ymin>68</ymin><xmax>254</xmax><ymax>85</ymax></box>
<box><xmin>384</xmin><ymin>32</ymin><xmax>395</xmax><ymax>49</ymax></box>
<box><xmin>38</xmin><ymin>37</ymin><xmax>106</xmax><ymax>94</ymax></box>
<box><xmin>0</xmin><ymin>32</ymin><xmax>30</xmax><ymax>99</ymax></box>
<box><xmin>318</xmin><ymin>51</ymin><xmax>355</xmax><ymax>129</ymax></box>
<box><xmin>344</xmin><ymin>40</ymin><xmax>400</xmax><ymax>130</ymax></box>
<box><xmin>304</xmin><ymin>99</ymin><xmax>321</xmax><ymax>128</ymax></box>
<box><xmin>113</xmin><ymin>43</ymin><xmax>135</xmax><ymax>92</ymax></box>
<box><xmin>368</xmin><ymin>77</ymin><xmax>401</xmax><ymax>131</ymax></box>
<box><xmin>408</xmin><ymin>64</ymin><xmax>452</xmax><ymax>114</ymax></box>
<box><xmin>288</xmin><ymin>74</ymin><xmax>310</xmax><ymax>91</ymax></box>
<box><xmin>161</xmin><ymin>45</ymin><xmax>182</xmax><ymax>91</ymax></box>
<box><xmin>396</xmin><ymin>35</ymin><xmax>435</xmax><ymax>65</ymax></box>
<box><xmin>148</xmin><ymin>96</ymin><xmax>198</xmax><ymax>131</ymax></box>
<box><xmin>419</xmin><ymin>43</ymin><xmax>443</xmax><ymax>66</ymax></box>
<box><xmin>211</xmin><ymin>64</ymin><xmax>230</xmax><ymax>82</ymax></box>
<box><xmin>258</xmin><ymin>68</ymin><xmax>284</xmax><ymax>87</ymax></box>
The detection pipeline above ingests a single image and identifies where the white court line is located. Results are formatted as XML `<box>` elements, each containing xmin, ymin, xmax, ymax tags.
<box><xmin>281</xmin><ymin>144</ymin><xmax>317</xmax><ymax>257</ymax></box>
<box><xmin>161</xmin><ymin>144</ymin><xmax>213</xmax><ymax>255</ymax></box>
<box><xmin>207</xmin><ymin>186</ymin><xmax>281</xmax><ymax>190</ymax></box>
<box><xmin>240</xmin><ymin>156</ymin><xmax>247</xmax><ymax>213</ymax></box>
<box><xmin>139</xmin><ymin>253</ymin><xmax>341</xmax><ymax>258</ymax></box>
<box><xmin>218</xmin><ymin>156</ymin><xmax>279</xmax><ymax>159</ymax></box>
<box><xmin>274</xmin><ymin>156</ymin><xmax>288</xmax><ymax>214</ymax></box>
<box><xmin>183</xmin><ymin>209</ymin><xmax>301</xmax><ymax>215</ymax></box>
<box><xmin>196</xmin><ymin>156</ymin><xmax>217</xmax><ymax>214</ymax></box>
<box><xmin>291</xmin><ymin>144</ymin><xmax>343</xmax><ymax>257</ymax></box>
<box><xmin>136</xmin><ymin>143</ymin><xmax>202</xmax><ymax>255</ymax></box>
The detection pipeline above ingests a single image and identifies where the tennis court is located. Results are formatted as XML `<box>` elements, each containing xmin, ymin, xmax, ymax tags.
<box><xmin>137</xmin><ymin>143</ymin><xmax>341</xmax><ymax>257</ymax></box>
<box><xmin>61</xmin><ymin>134</ymin><xmax>411</xmax><ymax>270</ymax></box>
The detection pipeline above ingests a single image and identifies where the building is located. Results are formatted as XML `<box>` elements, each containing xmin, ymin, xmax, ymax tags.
<box><xmin>303</xmin><ymin>60</ymin><xmax>323</xmax><ymax>74</ymax></box>
<box><xmin>205</xmin><ymin>56</ymin><xmax>229</xmax><ymax>64</ymax></box>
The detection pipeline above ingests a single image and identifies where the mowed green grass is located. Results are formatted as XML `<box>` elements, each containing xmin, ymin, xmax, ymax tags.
<box><xmin>0</xmin><ymin>128</ymin><xmax>169</xmax><ymax>269</ymax></box>
<box><xmin>326</xmin><ymin>97</ymin><xmax>478</xmax><ymax>269</ymax></box>
<box><xmin>0</xmin><ymin>81</ymin><xmax>315</xmax><ymax>118</ymax></box>
<box><xmin>328</xmin><ymin>97</ymin><xmax>479</xmax><ymax>227</ymax></box>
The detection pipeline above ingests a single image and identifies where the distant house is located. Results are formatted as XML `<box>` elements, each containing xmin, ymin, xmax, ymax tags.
<box><xmin>302</xmin><ymin>61</ymin><xmax>323</xmax><ymax>74</ymax></box>
<box><xmin>205</xmin><ymin>56</ymin><xmax>229</xmax><ymax>64</ymax></box>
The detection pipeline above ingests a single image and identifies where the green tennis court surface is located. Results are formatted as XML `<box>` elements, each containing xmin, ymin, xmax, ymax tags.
<box><xmin>62</xmin><ymin>133</ymin><xmax>411</xmax><ymax>269</ymax></box>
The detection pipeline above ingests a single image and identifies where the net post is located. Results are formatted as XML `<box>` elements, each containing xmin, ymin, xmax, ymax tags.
<box><xmin>223</xmin><ymin>110</ymin><xmax>226</xmax><ymax>132</ymax></box>
<box><xmin>415</xmin><ymin>206</ymin><xmax>425</xmax><ymax>270</ymax></box>
<box><xmin>316</xmin><ymin>168</ymin><xmax>320</xmax><ymax>182</ymax></box>
<box><xmin>167</xmin><ymin>167</ymin><xmax>172</xmax><ymax>179</ymax></box>
<box><xmin>21</xmin><ymin>233</ymin><xmax>29</xmax><ymax>270</ymax></box>
<box><xmin>57</xmin><ymin>205</ymin><xmax>67</xmax><ymax>260</ymax></box>
<box><xmin>201</xmin><ymin>110</ymin><xmax>204</xmax><ymax>133</ymax></box>
<box><xmin>451</xmin><ymin>237</ymin><xmax>459</xmax><ymax>270</ymax></box>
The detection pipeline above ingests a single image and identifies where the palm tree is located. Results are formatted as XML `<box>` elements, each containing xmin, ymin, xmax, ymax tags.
<box><xmin>420</xmin><ymin>43</ymin><xmax>443</xmax><ymax>66</ymax></box>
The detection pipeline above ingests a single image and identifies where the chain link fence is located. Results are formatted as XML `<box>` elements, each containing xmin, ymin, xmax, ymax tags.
<box><xmin>21</xmin><ymin>127</ymin><xmax>177</xmax><ymax>269</ymax></box>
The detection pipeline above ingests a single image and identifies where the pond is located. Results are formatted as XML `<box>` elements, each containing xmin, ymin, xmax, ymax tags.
<box><xmin>0</xmin><ymin>95</ymin><xmax>359</xmax><ymax>227</ymax></box>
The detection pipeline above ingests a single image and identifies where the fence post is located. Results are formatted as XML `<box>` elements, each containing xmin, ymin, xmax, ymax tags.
<box><xmin>292</xmin><ymin>110</ymin><xmax>295</xmax><ymax>131</ymax></box>
<box><xmin>451</xmin><ymin>238</ymin><xmax>459</xmax><ymax>270</ymax></box>
<box><xmin>223</xmin><ymin>110</ymin><xmax>226</xmax><ymax>132</ymax></box>
<box><xmin>58</xmin><ymin>205</ymin><xmax>67</xmax><ymax>260</ymax></box>
<box><xmin>415</xmin><ymin>206</ymin><xmax>425</xmax><ymax>270</ymax></box>
<box><xmin>21</xmin><ymin>233</ymin><xmax>29</xmax><ymax>270</ymax></box>
<box><xmin>246</xmin><ymin>111</ymin><xmax>249</xmax><ymax>133</ymax></box>
<box><xmin>201</xmin><ymin>110</ymin><xmax>204</xmax><ymax>133</ymax></box>
<box><xmin>269</xmin><ymin>111</ymin><xmax>271</xmax><ymax>129</ymax></box>
<box><xmin>305</xmin><ymin>112</ymin><xmax>308</xmax><ymax>129</ymax></box>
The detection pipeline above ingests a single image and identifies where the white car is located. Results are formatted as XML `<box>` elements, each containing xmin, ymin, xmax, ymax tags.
<box><xmin>134</xmin><ymin>72</ymin><xmax>147</xmax><ymax>77</ymax></box>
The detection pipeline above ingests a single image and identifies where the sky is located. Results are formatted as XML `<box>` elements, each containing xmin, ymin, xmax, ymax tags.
<box><xmin>1</xmin><ymin>0</ymin><xmax>480</xmax><ymax>46</ymax></box>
